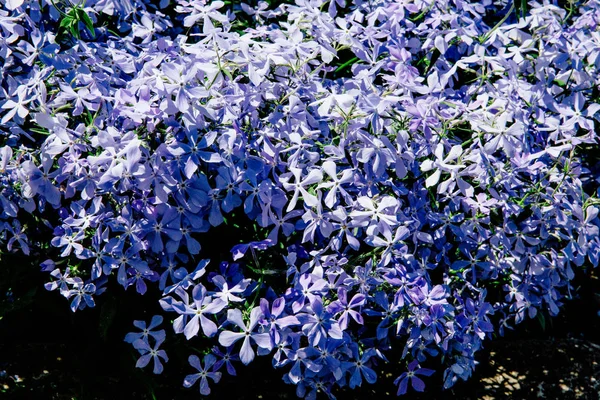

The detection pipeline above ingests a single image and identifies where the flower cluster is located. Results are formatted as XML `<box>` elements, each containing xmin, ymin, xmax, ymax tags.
<box><xmin>1</xmin><ymin>0</ymin><xmax>599</xmax><ymax>397</ymax></box>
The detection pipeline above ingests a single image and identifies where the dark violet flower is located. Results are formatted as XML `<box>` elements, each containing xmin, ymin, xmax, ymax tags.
<box><xmin>127</xmin><ymin>267</ymin><xmax>160</xmax><ymax>295</ymax></box>
<box><xmin>457</xmin><ymin>295</ymin><xmax>494</xmax><ymax>340</ymax></box>
<box><xmin>394</xmin><ymin>360</ymin><xmax>435</xmax><ymax>395</ymax></box>
<box><xmin>183</xmin><ymin>354</ymin><xmax>222</xmax><ymax>396</ymax></box>
<box><xmin>266</xmin><ymin>208</ymin><xmax>303</xmax><ymax>242</ymax></box>
<box><xmin>143</xmin><ymin>204</ymin><xmax>183</xmax><ymax>253</ymax></box>
<box><xmin>110</xmin><ymin>243</ymin><xmax>151</xmax><ymax>288</ymax></box>
<box><xmin>212</xmin><ymin>345</ymin><xmax>240</xmax><ymax>376</ymax></box>
<box><xmin>364</xmin><ymin>290</ymin><xmax>404</xmax><ymax>340</ymax></box>
<box><xmin>423</xmin><ymin>304</ymin><xmax>450</xmax><ymax>344</ymax></box>
<box><xmin>6</xmin><ymin>220</ymin><xmax>28</xmax><ymax>255</ymax></box>
<box><xmin>163</xmin><ymin>259</ymin><xmax>208</xmax><ymax>295</ymax></box>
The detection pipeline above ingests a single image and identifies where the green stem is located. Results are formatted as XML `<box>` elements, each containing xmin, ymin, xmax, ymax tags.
<box><xmin>334</xmin><ymin>56</ymin><xmax>360</xmax><ymax>74</ymax></box>
<box><xmin>480</xmin><ymin>4</ymin><xmax>515</xmax><ymax>44</ymax></box>
<box><xmin>49</xmin><ymin>0</ymin><xmax>69</xmax><ymax>17</ymax></box>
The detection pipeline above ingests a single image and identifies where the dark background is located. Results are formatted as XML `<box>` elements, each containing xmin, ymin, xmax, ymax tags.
<box><xmin>0</xmin><ymin>251</ymin><xmax>598</xmax><ymax>400</ymax></box>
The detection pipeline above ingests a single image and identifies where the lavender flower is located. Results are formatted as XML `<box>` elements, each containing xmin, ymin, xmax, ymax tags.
<box><xmin>218</xmin><ymin>307</ymin><xmax>272</xmax><ymax>365</ymax></box>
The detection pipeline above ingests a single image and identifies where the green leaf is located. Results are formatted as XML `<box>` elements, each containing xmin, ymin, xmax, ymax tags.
<box><xmin>59</xmin><ymin>16</ymin><xmax>75</xmax><ymax>29</ymax></box>
<box><xmin>221</xmin><ymin>68</ymin><xmax>233</xmax><ymax>80</ymax></box>
<box><xmin>514</xmin><ymin>0</ymin><xmax>527</xmax><ymax>19</ymax></box>
<box><xmin>69</xmin><ymin>24</ymin><xmax>80</xmax><ymax>39</ymax></box>
<box><xmin>426</xmin><ymin>49</ymin><xmax>440</xmax><ymax>74</ymax></box>
<box><xmin>77</xmin><ymin>8</ymin><xmax>95</xmax><ymax>38</ymax></box>
<box><xmin>30</xmin><ymin>127</ymin><xmax>50</xmax><ymax>135</ymax></box>
<box><xmin>98</xmin><ymin>296</ymin><xmax>117</xmax><ymax>341</ymax></box>
<box><xmin>536</xmin><ymin>312</ymin><xmax>546</xmax><ymax>331</ymax></box>
<box><xmin>554</xmin><ymin>79</ymin><xmax>567</xmax><ymax>88</ymax></box>
<box><xmin>334</xmin><ymin>56</ymin><xmax>360</xmax><ymax>74</ymax></box>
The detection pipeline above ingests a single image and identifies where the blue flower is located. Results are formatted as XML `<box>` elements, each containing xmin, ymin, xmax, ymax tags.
<box><xmin>124</xmin><ymin>315</ymin><xmax>166</xmax><ymax>345</ymax></box>
<box><xmin>133</xmin><ymin>337</ymin><xmax>168</xmax><ymax>374</ymax></box>
<box><xmin>300</xmin><ymin>297</ymin><xmax>343</xmax><ymax>347</ymax></box>
<box><xmin>341</xmin><ymin>346</ymin><xmax>378</xmax><ymax>389</ymax></box>
<box><xmin>173</xmin><ymin>284</ymin><xmax>226</xmax><ymax>339</ymax></box>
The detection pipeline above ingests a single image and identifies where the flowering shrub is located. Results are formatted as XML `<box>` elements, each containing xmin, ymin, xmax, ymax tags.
<box><xmin>1</xmin><ymin>0</ymin><xmax>599</xmax><ymax>397</ymax></box>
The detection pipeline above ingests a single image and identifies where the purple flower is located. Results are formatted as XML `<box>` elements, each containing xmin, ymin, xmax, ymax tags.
<box><xmin>350</xmin><ymin>195</ymin><xmax>400</xmax><ymax>236</ymax></box>
<box><xmin>291</xmin><ymin>274</ymin><xmax>328</xmax><ymax>313</ymax></box>
<box><xmin>318</xmin><ymin>160</ymin><xmax>353</xmax><ymax>208</ymax></box>
<box><xmin>1</xmin><ymin>86</ymin><xmax>30</xmax><ymax>124</ymax></box>
<box><xmin>421</xmin><ymin>144</ymin><xmax>472</xmax><ymax>197</ymax></box>
<box><xmin>327</xmin><ymin>287</ymin><xmax>365</xmax><ymax>331</ymax></box>
<box><xmin>365</xmin><ymin>290</ymin><xmax>404</xmax><ymax>340</ymax></box>
<box><xmin>2</xmin><ymin>0</ymin><xmax>600</xmax><ymax>395</ymax></box>
<box><xmin>457</xmin><ymin>295</ymin><xmax>494</xmax><ymax>340</ymax></box>
<box><xmin>179</xmin><ymin>0</ymin><xmax>229</xmax><ymax>29</ymax></box>
<box><xmin>163</xmin><ymin>259</ymin><xmax>208</xmax><ymax>295</ymax></box>
<box><xmin>21</xmin><ymin>158</ymin><xmax>61</xmax><ymax>206</ymax></box>
<box><xmin>6</xmin><ymin>220</ymin><xmax>29</xmax><ymax>255</ymax></box>
<box><xmin>266</xmin><ymin>208</ymin><xmax>303</xmax><ymax>242</ymax></box>
<box><xmin>127</xmin><ymin>267</ymin><xmax>159</xmax><ymax>295</ymax></box>
<box><xmin>230</xmin><ymin>239</ymin><xmax>274</xmax><ymax>261</ymax></box>
<box><xmin>406</xmin><ymin>281</ymin><xmax>448</xmax><ymax>306</ymax></box>
<box><xmin>142</xmin><ymin>204</ymin><xmax>183</xmax><ymax>253</ymax></box>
